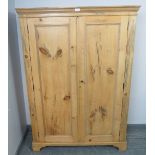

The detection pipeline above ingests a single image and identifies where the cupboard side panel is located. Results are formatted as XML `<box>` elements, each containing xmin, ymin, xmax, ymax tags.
<box><xmin>112</xmin><ymin>16</ymin><xmax>128</xmax><ymax>141</ymax></box>
<box><xmin>27</xmin><ymin>18</ymin><xmax>46</xmax><ymax>141</ymax></box>
<box><xmin>119</xmin><ymin>16</ymin><xmax>137</xmax><ymax>141</ymax></box>
<box><xmin>19</xmin><ymin>18</ymin><xmax>39</xmax><ymax>141</ymax></box>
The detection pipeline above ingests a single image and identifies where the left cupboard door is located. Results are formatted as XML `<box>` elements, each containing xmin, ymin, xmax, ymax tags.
<box><xmin>20</xmin><ymin>17</ymin><xmax>78</xmax><ymax>144</ymax></box>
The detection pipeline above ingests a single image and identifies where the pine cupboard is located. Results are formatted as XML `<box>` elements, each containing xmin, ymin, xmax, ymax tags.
<box><xmin>16</xmin><ymin>6</ymin><xmax>140</xmax><ymax>151</ymax></box>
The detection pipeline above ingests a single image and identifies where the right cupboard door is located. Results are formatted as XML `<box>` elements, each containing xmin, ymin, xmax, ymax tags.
<box><xmin>77</xmin><ymin>16</ymin><xmax>128</xmax><ymax>143</ymax></box>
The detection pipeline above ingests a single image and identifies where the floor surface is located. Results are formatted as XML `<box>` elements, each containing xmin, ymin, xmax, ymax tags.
<box><xmin>18</xmin><ymin>125</ymin><xmax>146</xmax><ymax>155</ymax></box>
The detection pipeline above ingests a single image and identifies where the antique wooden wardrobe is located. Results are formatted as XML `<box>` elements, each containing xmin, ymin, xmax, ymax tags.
<box><xmin>16</xmin><ymin>6</ymin><xmax>140</xmax><ymax>151</ymax></box>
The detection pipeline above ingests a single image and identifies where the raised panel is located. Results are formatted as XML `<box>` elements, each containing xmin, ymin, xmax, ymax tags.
<box><xmin>27</xmin><ymin>17</ymin><xmax>77</xmax><ymax>143</ymax></box>
<box><xmin>85</xmin><ymin>24</ymin><xmax>120</xmax><ymax>136</ymax></box>
<box><xmin>36</xmin><ymin>25</ymin><xmax>71</xmax><ymax>136</ymax></box>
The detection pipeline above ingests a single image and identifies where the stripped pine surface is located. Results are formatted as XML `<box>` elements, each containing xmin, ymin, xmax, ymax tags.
<box><xmin>17</xmin><ymin>6</ymin><xmax>140</xmax><ymax>151</ymax></box>
<box><xmin>26</xmin><ymin>17</ymin><xmax>78</xmax><ymax>144</ymax></box>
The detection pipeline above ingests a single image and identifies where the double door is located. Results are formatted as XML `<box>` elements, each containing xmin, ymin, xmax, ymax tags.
<box><xmin>25</xmin><ymin>16</ymin><xmax>128</xmax><ymax>144</ymax></box>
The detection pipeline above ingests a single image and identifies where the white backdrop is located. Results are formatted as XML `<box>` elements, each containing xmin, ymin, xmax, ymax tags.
<box><xmin>15</xmin><ymin>0</ymin><xmax>146</xmax><ymax>124</ymax></box>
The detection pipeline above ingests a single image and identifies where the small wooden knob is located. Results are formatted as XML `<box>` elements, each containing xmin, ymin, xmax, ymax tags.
<box><xmin>106</xmin><ymin>68</ymin><xmax>114</xmax><ymax>75</ymax></box>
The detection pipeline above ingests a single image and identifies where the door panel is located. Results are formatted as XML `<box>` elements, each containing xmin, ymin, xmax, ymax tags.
<box><xmin>27</xmin><ymin>17</ymin><xmax>77</xmax><ymax>142</ymax></box>
<box><xmin>86</xmin><ymin>24</ymin><xmax>119</xmax><ymax>136</ymax></box>
<box><xmin>77</xmin><ymin>16</ymin><xmax>128</xmax><ymax>142</ymax></box>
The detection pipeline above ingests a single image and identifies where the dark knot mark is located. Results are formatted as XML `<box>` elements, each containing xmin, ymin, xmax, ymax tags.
<box><xmin>39</xmin><ymin>47</ymin><xmax>63</xmax><ymax>59</ymax></box>
<box><xmin>55</xmin><ymin>49</ymin><xmax>62</xmax><ymax>58</ymax></box>
<box><xmin>63</xmin><ymin>95</ymin><xmax>70</xmax><ymax>101</ymax></box>
<box><xmin>80</xmin><ymin>80</ymin><xmax>85</xmax><ymax>84</ymax></box>
<box><xmin>39</xmin><ymin>47</ymin><xmax>51</xmax><ymax>57</ymax></box>
<box><xmin>24</xmin><ymin>55</ymin><xmax>28</xmax><ymax>59</ymax></box>
<box><xmin>90</xmin><ymin>106</ymin><xmax>107</xmax><ymax>120</ymax></box>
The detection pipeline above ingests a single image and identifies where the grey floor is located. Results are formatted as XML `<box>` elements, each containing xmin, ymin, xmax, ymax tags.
<box><xmin>18</xmin><ymin>125</ymin><xmax>146</xmax><ymax>155</ymax></box>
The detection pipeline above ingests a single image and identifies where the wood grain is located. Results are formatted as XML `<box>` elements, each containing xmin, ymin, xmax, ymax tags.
<box><xmin>119</xmin><ymin>16</ymin><xmax>137</xmax><ymax>141</ymax></box>
<box><xmin>19</xmin><ymin>18</ymin><xmax>41</xmax><ymax>142</ymax></box>
<box><xmin>26</xmin><ymin>17</ymin><xmax>78</xmax><ymax>143</ymax></box>
<box><xmin>32</xmin><ymin>141</ymin><xmax>127</xmax><ymax>151</ymax></box>
<box><xmin>77</xmin><ymin>16</ymin><xmax>128</xmax><ymax>143</ymax></box>
<box><xmin>16</xmin><ymin>6</ymin><xmax>140</xmax><ymax>18</ymax></box>
<box><xmin>17</xmin><ymin>6</ymin><xmax>139</xmax><ymax>151</ymax></box>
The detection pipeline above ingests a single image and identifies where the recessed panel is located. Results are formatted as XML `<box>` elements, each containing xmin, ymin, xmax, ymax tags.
<box><xmin>85</xmin><ymin>24</ymin><xmax>120</xmax><ymax>135</ymax></box>
<box><xmin>36</xmin><ymin>25</ymin><xmax>72</xmax><ymax>136</ymax></box>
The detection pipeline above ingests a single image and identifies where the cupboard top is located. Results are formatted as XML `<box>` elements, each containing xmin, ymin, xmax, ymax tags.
<box><xmin>16</xmin><ymin>6</ymin><xmax>140</xmax><ymax>17</ymax></box>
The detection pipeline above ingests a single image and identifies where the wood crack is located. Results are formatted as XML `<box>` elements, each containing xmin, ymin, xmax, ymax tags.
<box><xmin>90</xmin><ymin>65</ymin><xmax>95</xmax><ymax>81</ymax></box>
<box><xmin>96</xmin><ymin>42</ymin><xmax>100</xmax><ymax>68</ymax></box>
<box><xmin>123</xmin><ymin>18</ymin><xmax>130</xmax><ymax>94</ymax></box>
<box><xmin>96</xmin><ymin>42</ymin><xmax>101</xmax><ymax>74</ymax></box>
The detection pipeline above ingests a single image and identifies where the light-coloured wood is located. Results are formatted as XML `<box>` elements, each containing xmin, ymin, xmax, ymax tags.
<box><xmin>119</xmin><ymin>16</ymin><xmax>137</xmax><ymax>141</ymax></box>
<box><xmin>19</xmin><ymin>18</ymin><xmax>39</xmax><ymax>142</ymax></box>
<box><xmin>16</xmin><ymin>6</ymin><xmax>140</xmax><ymax>13</ymax></box>
<box><xmin>26</xmin><ymin>18</ymin><xmax>45</xmax><ymax>142</ymax></box>
<box><xmin>17</xmin><ymin>6</ymin><xmax>139</xmax><ymax>152</ymax></box>
<box><xmin>26</xmin><ymin>17</ymin><xmax>78</xmax><ymax>143</ymax></box>
<box><xmin>76</xmin><ymin>16</ymin><xmax>85</xmax><ymax>142</ymax></box>
<box><xmin>77</xmin><ymin>16</ymin><xmax>128</xmax><ymax>143</ymax></box>
<box><xmin>113</xmin><ymin>141</ymin><xmax>127</xmax><ymax>151</ymax></box>
<box><xmin>32</xmin><ymin>141</ymin><xmax>127</xmax><ymax>151</ymax></box>
<box><xmin>16</xmin><ymin>6</ymin><xmax>140</xmax><ymax>18</ymax></box>
<box><xmin>112</xmin><ymin>16</ymin><xmax>128</xmax><ymax>141</ymax></box>
<box><xmin>32</xmin><ymin>144</ymin><xmax>41</xmax><ymax>152</ymax></box>
<box><xmin>16</xmin><ymin>12</ymin><xmax>139</xmax><ymax>18</ymax></box>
